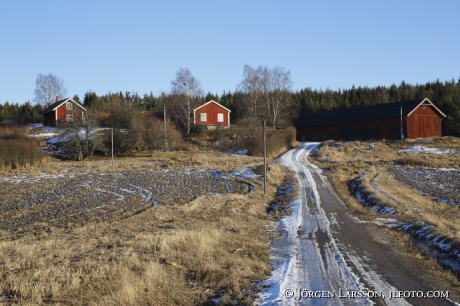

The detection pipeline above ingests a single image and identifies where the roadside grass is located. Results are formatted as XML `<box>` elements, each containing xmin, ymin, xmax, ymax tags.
<box><xmin>5</xmin><ymin>150</ymin><xmax>265</xmax><ymax>176</ymax></box>
<box><xmin>311</xmin><ymin>137</ymin><xmax>460</xmax><ymax>286</ymax></box>
<box><xmin>373</xmin><ymin>168</ymin><xmax>460</xmax><ymax>239</ymax></box>
<box><xmin>0</xmin><ymin>150</ymin><xmax>292</xmax><ymax>305</ymax></box>
<box><xmin>374</xmin><ymin>224</ymin><xmax>460</xmax><ymax>288</ymax></box>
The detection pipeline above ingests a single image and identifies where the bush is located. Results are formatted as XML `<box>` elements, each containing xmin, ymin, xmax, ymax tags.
<box><xmin>0</xmin><ymin>139</ymin><xmax>45</xmax><ymax>170</ymax></box>
<box><xmin>0</xmin><ymin>127</ymin><xmax>45</xmax><ymax>170</ymax></box>
<box><xmin>247</xmin><ymin>126</ymin><xmax>298</xmax><ymax>157</ymax></box>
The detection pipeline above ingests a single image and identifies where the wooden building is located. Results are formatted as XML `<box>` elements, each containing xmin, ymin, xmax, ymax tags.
<box><xmin>193</xmin><ymin>100</ymin><xmax>231</xmax><ymax>129</ymax></box>
<box><xmin>40</xmin><ymin>97</ymin><xmax>87</xmax><ymax>127</ymax></box>
<box><xmin>296</xmin><ymin>98</ymin><xmax>446</xmax><ymax>141</ymax></box>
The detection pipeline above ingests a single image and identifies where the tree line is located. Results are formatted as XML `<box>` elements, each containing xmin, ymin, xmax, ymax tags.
<box><xmin>292</xmin><ymin>79</ymin><xmax>460</xmax><ymax>136</ymax></box>
<box><xmin>2</xmin><ymin>71</ymin><xmax>460</xmax><ymax>136</ymax></box>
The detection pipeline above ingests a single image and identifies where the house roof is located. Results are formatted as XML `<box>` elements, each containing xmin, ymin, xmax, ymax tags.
<box><xmin>40</xmin><ymin>98</ymin><xmax>87</xmax><ymax>114</ymax></box>
<box><xmin>296</xmin><ymin>98</ymin><xmax>446</xmax><ymax>128</ymax></box>
<box><xmin>194</xmin><ymin>100</ymin><xmax>231</xmax><ymax>113</ymax></box>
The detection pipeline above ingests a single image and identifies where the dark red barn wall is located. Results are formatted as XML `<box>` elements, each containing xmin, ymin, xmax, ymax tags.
<box><xmin>407</xmin><ymin>105</ymin><xmax>442</xmax><ymax>138</ymax></box>
<box><xmin>298</xmin><ymin>117</ymin><xmax>405</xmax><ymax>141</ymax></box>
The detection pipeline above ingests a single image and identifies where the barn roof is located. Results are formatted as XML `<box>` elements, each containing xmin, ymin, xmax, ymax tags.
<box><xmin>296</xmin><ymin>98</ymin><xmax>445</xmax><ymax>128</ymax></box>
<box><xmin>40</xmin><ymin>98</ymin><xmax>86</xmax><ymax>115</ymax></box>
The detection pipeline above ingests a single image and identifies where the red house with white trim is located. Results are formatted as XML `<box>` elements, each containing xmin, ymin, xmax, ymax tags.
<box><xmin>40</xmin><ymin>97</ymin><xmax>87</xmax><ymax>126</ymax></box>
<box><xmin>193</xmin><ymin>100</ymin><xmax>231</xmax><ymax>129</ymax></box>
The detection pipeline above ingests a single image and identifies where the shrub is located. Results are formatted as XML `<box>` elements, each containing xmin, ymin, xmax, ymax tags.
<box><xmin>0</xmin><ymin>139</ymin><xmax>45</xmax><ymax>170</ymax></box>
<box><xmin>0</xmin><ymin>127</ymin><xmax>45</xmax><ymax>170</ymax></box>
<box><xmin>247</xmin><ymin>126</ymin><xmax>298</xmax><ymax>157</ymax></box>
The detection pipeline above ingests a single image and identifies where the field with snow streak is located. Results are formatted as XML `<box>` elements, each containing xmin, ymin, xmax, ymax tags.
<box><xmin>0</xmin><ymin>169</ymin><xmax>249</xmax><ymax>236</ymax></box>
<box><xmin>389</xmin><ymin>165</ymin><xmax>460</xmax><ymax>205</ymax></box>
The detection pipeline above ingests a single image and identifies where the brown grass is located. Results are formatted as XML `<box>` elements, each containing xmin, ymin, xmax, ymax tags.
<box><xmin>0</xmin><ymin>150</ymin><xmax>292</xmax><ymax>305</ymax></box>
<box><xmin>311</xmin><ymin>138</ymin><xmax>460</xmax><ymax>282</ymax></box>
<box><xmin>175</xmin><ymin>143</ymin><xmax>199</xmax><ymax>152</ymax></box>
<box><xmin>0</xmin><ymin>126</ymin><xmax>47</xmax><ymax>171</ymax></box>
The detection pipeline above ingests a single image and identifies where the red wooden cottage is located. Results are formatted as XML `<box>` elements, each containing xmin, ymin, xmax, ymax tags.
<box><xmin>193</xmin><ymin>100</ymin><xmax>231</xmax><ymax>129</ymax></box>
<box><xmin>40</xmin><ymin>97</ymin><xmax>87</xmax><ymax>127</ymax></box>
<box><xmin>296</xmin><ymin>98</ymin><xmax>446</xmax><ymax>141</ymax></box>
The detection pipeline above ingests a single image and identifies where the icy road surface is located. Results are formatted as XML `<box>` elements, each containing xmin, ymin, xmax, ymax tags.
<box><xmin>256</xmin><ymin>143</ymin><xmax>455</xmax><ymax>306</ymax></box>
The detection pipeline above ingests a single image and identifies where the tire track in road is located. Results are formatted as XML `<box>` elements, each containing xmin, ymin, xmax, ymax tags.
<box><xmin>257</xmin><ymin>143</ymin><xmax>455</xmax><ymax>306</ymax></box>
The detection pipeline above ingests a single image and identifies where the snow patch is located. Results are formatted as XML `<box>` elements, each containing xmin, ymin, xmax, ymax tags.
<box><xmin>399</xmin><ymin>145</ymin><xmax>457</xmax><ymax>155</ymax></box>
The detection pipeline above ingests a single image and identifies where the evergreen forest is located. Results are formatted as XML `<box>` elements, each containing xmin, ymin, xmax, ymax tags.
<box><xmin>1</xmin><ymin>79</ymin><xmax>460</xmax><ymax>136</ymax></box>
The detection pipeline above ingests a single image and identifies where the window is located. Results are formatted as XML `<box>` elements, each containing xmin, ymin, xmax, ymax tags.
<box><xmin>200</xmin><ymin>113</ymin><xmax>207</xmax><ymax>122</ymax></box>
<box><xmin>422</xmin><ymin>106</ymin><xmax>426</xmax><ymax>111</ymax></box>
<box><xmin>430</xmin><ymin>116</ymin><xmax>434</xmax><ymax>120</ymax></box>
<box><xmin>66</xmin><ymin>114</ymin><xmax>73</xmax><ymax>122</ymax></box>
<box><xmin>323</xmin><ymin>133</ymin><xmax>327</xmax><ymax>140</ymax></box>
<box><xmin>66</xmin><ymin>103</ymin><xmax>73</xmax><ymax>110</ymax></box>
<box><xmin>217</xmin><ymin>113</ymin><xmax>224</xmax><ymax>122</ymax></box>
<box><xmin>415</xmin><ymin>115</ymin><xmax>418</xmax><ymax>119</ymax></box>
<box><xmin>315</xmin><ymin>134</ymin><xmax>318</xmax><ymax>140</ymax></box>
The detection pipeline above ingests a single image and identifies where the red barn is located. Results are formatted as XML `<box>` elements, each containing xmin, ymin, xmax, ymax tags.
<box><xmin>193</xmin><ymin>100</ymin><xmax>231</xmax><ymax>129</ymax></box>
<box><xmin>40</xmin><ymin>97</ymin><xmax>87</xmax><ymax>127</ymax></box>
<box><xmin>296</xmin><ymin>98</ymin><xmax>446</xmax><ymax>141</ymax></box>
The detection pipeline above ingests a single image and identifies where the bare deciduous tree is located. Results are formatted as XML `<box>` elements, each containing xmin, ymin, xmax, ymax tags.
<box><xmin>34</xmin><ymin>73</ymin><xmax>68</xmax><ymax>107</ymax></box>
<box><xmin>131</xmin><ymin>114</ymin><xmax>182</xmax><ymax>156</ymax></box>
<box><xmin>262</xmin><ymin>66</ymin><xmax>293</xmax><ymax>128</ymax></box>
<box><xmin>238</xmin><ymin>64</ymin><xmax>262</xmax><ymax>121</ymax></box>
<box><xmin>171</xmin><ymin>68</ymin><xmax>203</xmax><ymax>133</ymax></box>
<box><xmin>238</xmin><ymin>65</ymin><xmax>293</xmax><ymax>128</ymax></box>
<box><xmin>62</xmin><ymin>107</ymin><xmax>105</xmax><ymax>160</ymax></box>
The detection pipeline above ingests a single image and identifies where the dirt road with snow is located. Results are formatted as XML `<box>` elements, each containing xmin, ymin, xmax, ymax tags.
<box><xmin>257</xmin><ymin>143</ymin><xmax>455</xmax><ymax>305</ymax></box>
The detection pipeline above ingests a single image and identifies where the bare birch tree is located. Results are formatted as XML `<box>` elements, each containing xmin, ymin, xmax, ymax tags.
<box><xmin>263</xmin><ymin>66</ymin><xmax>293</xmax><ymax>128</ymax></box>
<box><xmin>34</xmin><ymin>73</ymin><xmax>68</xmax><ymax>107</ymax></box>
<box><xmin>238</xmin><ymin>65</ymin><xmax>293</xmax><ymax>128</ymax></box>
<box><xmin>238</xmin><ymin>64</ymin><xmax>262</xmax><ymax>121</ymax></box>
<box><xmin>171</xmin><ymin>68</ymin><xmax>203</xmax><ymax>133</ymax></box>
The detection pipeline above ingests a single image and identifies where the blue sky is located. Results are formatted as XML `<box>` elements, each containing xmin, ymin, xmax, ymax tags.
<box><xmin>1</xmin><ymin>0</ymin><xmax>459</xmax><ymax>104</ymax></box>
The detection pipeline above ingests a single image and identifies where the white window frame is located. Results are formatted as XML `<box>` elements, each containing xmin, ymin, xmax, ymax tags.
<box><xmin>217</xmin><ymin>113</ymin><xmax>224</xmax><ymax>122</ymax></box>
<box><xmin>200</xmin><ymin>113</ymin><xmax>207</xmax><ymax>122</ymax></box>
<box><xmin>66</xmin><ymin>102</ymin><xmax>73</xmax><ymax>110</ymax></box>
<box><xmin>66</xmin><ymin>114</ymin><xmax>73</xmax><ymax>122</ymax></box>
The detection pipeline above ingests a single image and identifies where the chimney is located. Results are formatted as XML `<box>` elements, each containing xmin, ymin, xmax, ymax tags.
<box><xmin>56</xmin><ymin>96</ymin><xmax>61</xmax><ymax>102</ymax></box>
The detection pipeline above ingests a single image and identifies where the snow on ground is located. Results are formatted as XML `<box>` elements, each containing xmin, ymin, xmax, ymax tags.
<box><xmin>29</xmin><ymin>132</ymin><xmax>58</xmax><ymax>138</ymax></box>
<box><xmin>399</xmin><ymin>145</ymin><xmax>458</xmax><ymax>155</ymax></box>
<box><xmin>226</xmin><ymin>149</ymin><xmax>248</xmax><ymax>156</ymax></box>
<box><xmin>359</xmin><ymin>168</ymin><xmax>460</xmax><ymax>274</ymax></box>
<box><xmin>28</xmin><ymin>123</ymin><xmax>59</xmax><ymax>133</ymax></box>
<box><xmin>257</xmin><ymin>143</ymin><xmax>376</xmax><ymax>306</ymax></box>
<box><xmin>389</xmin><ymin>166</ymin><xmax>460</xmax><ymax>206</ymax></box>
<box><xmin>0</xmin><ymin>169</ymin><xmax>249</xmax><ymax>233</ymax></box>
<box><xmin>349</xmin><ymin>174</ymin><xmax>399</xmax><ymax>216</ymax></box>
<box><xmin>46</xmin><ymin>127</ymin><xmax>109</xmax><ymax>144</ymax></box>
<box><xmin>229</xmin><ymin>167</ymin><xmax>262</xmax><ymax>180</ymax></box>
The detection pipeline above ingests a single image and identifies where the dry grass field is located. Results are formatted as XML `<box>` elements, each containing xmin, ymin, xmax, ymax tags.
<box><xmin>0</xmin><ymin>150</ymin><xmax>293</xmax><ymax>305</ymax></box>
<box><xmin>311</xmin><ymin>137</ymin><xmax>460</xmax><ymax>284</ymax></box>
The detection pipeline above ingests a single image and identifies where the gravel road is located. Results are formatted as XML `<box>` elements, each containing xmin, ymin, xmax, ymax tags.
<box><xmin>257</xmin><ymin>143</ymin><xmax>455</xmax><ymax>306</ymax></box>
